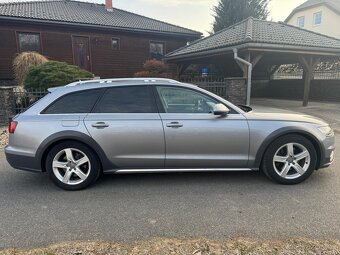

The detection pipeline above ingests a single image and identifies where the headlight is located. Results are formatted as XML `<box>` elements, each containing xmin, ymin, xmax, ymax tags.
<box><xmin>318</xmin><ymin>126</ymin><xmax>334</xmax><ymax>137</ymax></box>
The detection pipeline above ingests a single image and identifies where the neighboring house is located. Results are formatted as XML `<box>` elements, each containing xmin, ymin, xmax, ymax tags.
<box><xmin>0</xmin><ymin>0</ymin><xmax>201</xmax><ymax>80</ymax></box>
<box><xmin>285</xmin><ymin>0</ymin><xmax>340</xmax><ymax>38</ymax></box>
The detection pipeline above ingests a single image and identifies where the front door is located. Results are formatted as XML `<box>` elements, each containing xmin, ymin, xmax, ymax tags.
<box><xmin>72</xmin><ymin>36</ymin><xmax>91</xmax><ymax>71</ymax></box>
<box><xmin>155</xmin><ymin>85</ymin><xmax>249</xmax><ymax>169</ymax></box>
<box><xmin>84</xmin><ymin>85</ymin><xmax>165</xmax><ymax>169</ymax></box>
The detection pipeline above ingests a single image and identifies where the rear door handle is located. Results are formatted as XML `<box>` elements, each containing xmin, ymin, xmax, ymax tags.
<box><xmin>166</xmin><ymin>122</ymin><xmax>183</xmax><ymax>128</ymax></box>
<box><xmin>92</xmin><ymin>122</ymin><xmax>109</xmax><ymax>129</ymax></box>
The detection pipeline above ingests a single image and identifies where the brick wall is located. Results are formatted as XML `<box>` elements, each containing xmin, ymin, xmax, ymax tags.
<box><xmin>226</xmin><ymin>78</ymin><xmax>247</xmax><ymax>105</ymax></box>
<box><xmin>0</xmin><ymin>87</ymin><xmax>15</xmax><ymax>126</ymax></box>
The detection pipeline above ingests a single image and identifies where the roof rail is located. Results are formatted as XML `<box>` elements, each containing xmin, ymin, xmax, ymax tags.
<box><xmin>65</xmin><ymin>78</ymin><xmax>180</xmax><ymax>87</ymax></box>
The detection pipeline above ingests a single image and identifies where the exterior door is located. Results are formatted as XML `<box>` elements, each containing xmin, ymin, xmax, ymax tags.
<box><xmin>72</xmin><ymin>36</ymin><xmax>91</xmax><ymax>71</ymax></box>
<box><xmin>84</xmin><ymin>85</ymin><xmax>165</xmax><ymax>169</ymax></box>
<box><xmin>155</xmin><ymin>86</ymin><xmax>249</xmax><ymax>168</ymax></box>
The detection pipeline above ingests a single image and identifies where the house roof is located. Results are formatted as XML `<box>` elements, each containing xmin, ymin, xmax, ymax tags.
<box><xmin>285</xmin><ymin>0</ymin><xmax>340</xmax><ymax>22</ymax></box>
<box><xmin>166</xmin><ymin>17</ymin><xmax>340</xmax><ymax>60</ymax></box>
<box><xmin>0</xmin><ymin>0</ymin><xmax>201</xmax><ymax>37</ymax></box>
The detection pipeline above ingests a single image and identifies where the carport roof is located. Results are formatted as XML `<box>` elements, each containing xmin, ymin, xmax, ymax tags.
<box><xmin>165</xmin><ymin>17</ymin><xmax>340</xmax><ymax>61</ymax></box>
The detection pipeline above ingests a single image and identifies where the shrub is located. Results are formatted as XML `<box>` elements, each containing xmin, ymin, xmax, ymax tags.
<box><xmin>134</xmin><ymin>60</ymin><xmax>168</xmax><ymax>78</ymax></box>
<box><xmin>25</xmin><ymin>61</ymin><xmax>94</xmax><ymax>90</ymax></box>
<box><xmin>13</xmin><ymin>52</ymin><xmax>48</xmax><ymax>87</ymax></box>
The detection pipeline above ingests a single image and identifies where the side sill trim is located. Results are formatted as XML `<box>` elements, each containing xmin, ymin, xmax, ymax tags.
<box><xmin>105</xmin><ymin>168</ymin><xmax>255</xmax><ymax>174</ymax></box>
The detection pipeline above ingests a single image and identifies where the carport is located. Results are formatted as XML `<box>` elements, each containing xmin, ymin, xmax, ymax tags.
<box><xmin>165</xmin><ymin>17</ymin><xmax>340</xmax><ymax>106</ymax></box>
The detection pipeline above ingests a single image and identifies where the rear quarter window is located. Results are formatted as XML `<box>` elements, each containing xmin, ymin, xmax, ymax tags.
<box><xmin>42</xmin><ymin>89</ymin><xmax>102</xmax><ymax>114</ymax></box>
<box><xmin>93</xmin><ymin>86</ymin><xmax>157</xmax><ymax>113</ymax></box>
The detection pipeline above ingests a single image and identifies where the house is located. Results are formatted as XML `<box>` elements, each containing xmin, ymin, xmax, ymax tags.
<box><xmin>285</xmin><ymin>0</ymin><xmax>340</xmax><ymax>38</ymax></box>
<box><xmin>0</xmin><ymin>0</ymin><xmax>201</xmax><ymax>81</ymax></box>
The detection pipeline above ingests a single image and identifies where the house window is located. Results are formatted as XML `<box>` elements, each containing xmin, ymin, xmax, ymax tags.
<box><xmin>112</xmin><ymin>38</ymin><xmax>120</xmax><ymax>50</ymax></box>
<box><xmin>17</xmin><ymin>32</ymin><xmax>41</xmax><ymax>53</ymax></box>
<box><xmin>314</xmin><ymin>12</ymin><xmax>322</xmax><ymax>25</ymax></box>
<box><xmin>297</xmin><ymin>16</ymin><xmax>305</xmax><ymax>28</ymax></box>
<box><xmin>150</xmin><ymin>41</ymin><xmax>164</xmax><ymax>60</ymax></box>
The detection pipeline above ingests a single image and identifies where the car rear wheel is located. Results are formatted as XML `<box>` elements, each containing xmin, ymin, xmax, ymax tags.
<box><xmin>46</xmin><ymin>141</ymin><xmax>100</xmax><ymax>190</ymax></box>
<box><xmin>262</xmin><ymin>134</ymin><xmax>317</xmax><ymax>184</ymax></box>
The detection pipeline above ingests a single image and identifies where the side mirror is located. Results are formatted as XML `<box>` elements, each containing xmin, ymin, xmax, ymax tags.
<box><xmin>213</xmin><ymin>104</ymin><xmax>230</xmax><ymax>116</ymax></box>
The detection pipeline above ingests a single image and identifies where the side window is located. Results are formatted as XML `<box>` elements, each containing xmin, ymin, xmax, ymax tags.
<box><xmin>313</xmin><ymin>12</ymin><xmax>322</xmax><ymax>26</ymax></box>
<box><xmin>156</xmin><ymin>86</ymin><xmax>219</xmax><ymax>114</ymax></box>
<box><xmin>297</xmin><ymin>16</ymin><xmax>305</xmax><ymax>28</ymax></box>
<box><xmin>17</xmin><ymin>32</ymin><xmax>42</xmax><ymax>53</ymax></box>
<box><xmin>111</xmin><ymin>38</ymin><xmax>120</xmax><ymax>50</ymax></box>
<box><xmin>43</xmin><ymin>89</ymin><xmax>102</xmax><ymax>114</ymax></box>
<box><xmin>150</xmin><ymin>41</ymin><xmax>165</xmax><ymax>60</ymax></box>
<box><xmin>93</xmin><ymin>86</ymin><xmax>156</xmax><ymax>113</ymax></box>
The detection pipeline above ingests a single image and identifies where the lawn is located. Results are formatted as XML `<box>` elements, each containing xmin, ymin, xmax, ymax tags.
<box><xmin>1</xmin><ymin>237</ymin><xmax>339</xmax><ymax>255</ymax></box>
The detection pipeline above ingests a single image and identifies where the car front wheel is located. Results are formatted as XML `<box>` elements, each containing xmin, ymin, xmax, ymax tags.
<box><xmin>46</xmin><ymin>141</ymin><xmax>100</xmax><ymax>190</ymax></box>
<box><xmin>262</xmin><ymin>134</ymin><xmax>317</xmax><ymax>184</ymax></box>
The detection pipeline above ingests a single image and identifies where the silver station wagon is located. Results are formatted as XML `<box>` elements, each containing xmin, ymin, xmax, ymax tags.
<box><xmin>5</xmin><ymin>78</ymin><xmax>335</xmax><ymax>190</ymax></box>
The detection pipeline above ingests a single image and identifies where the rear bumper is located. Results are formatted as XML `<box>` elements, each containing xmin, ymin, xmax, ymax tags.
<box><xmin>5</xmin><ymin>146</ymin><xmax>41</xmax><ymax>173</ymax></box>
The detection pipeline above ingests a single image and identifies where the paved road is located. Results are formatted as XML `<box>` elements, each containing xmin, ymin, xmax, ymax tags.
<box><xmin>0</xmin><ymin>137</ymin><xmax>339</xmax><ymax>249</ymax></box>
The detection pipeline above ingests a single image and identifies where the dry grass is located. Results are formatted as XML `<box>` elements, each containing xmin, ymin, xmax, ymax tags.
<box><xmin>0</xmin><ymin>127</ymin><xmax>8</xmax><ymax>148</ymax></box>
<box><xmin>13</xmin><ymin>52</ymin><xmax>48</xmax><ymax>87</ymax></box>
<box><xmin>1</xmin><ymin>237</ymin><xmax>339</xmax><ymax>255</ymax></box>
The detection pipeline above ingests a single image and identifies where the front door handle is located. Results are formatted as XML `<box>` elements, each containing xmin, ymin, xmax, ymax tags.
<box><xmin>92</xmin><ymin>122</ymin><xmax>109</xmax><ymax>129</ymax></box>
<box><xmin>166</xmin><ymin>122</ymin><xmax>183</xmax><ymax>128</ymax></box>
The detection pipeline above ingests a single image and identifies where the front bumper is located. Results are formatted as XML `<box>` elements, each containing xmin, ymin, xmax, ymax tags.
<box><xmin>5</xmin><ymin>146</ymin><xmax>41</xmax><ymax>173</ymax></box>
<box><xmin>318</xmin><ymin>135</ymin><xmax>335</xmax><ymax>169</ymax></box>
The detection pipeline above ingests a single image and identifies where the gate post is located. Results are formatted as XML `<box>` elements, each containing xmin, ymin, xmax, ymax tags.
<box><xmin>0</xmin><ymin>87</ymin><xmax>15</xmax><ymax>126</ymax></box>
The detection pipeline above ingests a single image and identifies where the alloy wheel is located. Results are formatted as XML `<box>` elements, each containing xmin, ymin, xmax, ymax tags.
<box><xmin>273</xmin><ymin>142</ymin><xmax>311</xmax><ymax>180</ymax></box>
<box><xmin>52</xmin><ymin>148</ymin><xmax>91</xmax><ymax>185</ymax></box>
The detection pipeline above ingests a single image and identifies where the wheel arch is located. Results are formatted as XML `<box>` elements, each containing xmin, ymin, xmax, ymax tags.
<box><xmin>36</xmin><ymin>131</ymin><xmax>115</xmax><ymax>172</ymax></box>
<box><xmin>254</xmin><ymin>127</ymin><xmax>324</xmax><ymax>170</ymax></box>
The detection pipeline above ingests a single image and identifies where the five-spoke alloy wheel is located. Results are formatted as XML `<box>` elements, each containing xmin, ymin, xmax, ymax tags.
<box><xmin>262</xmin><ymin>135</ymin><xmax>317</xmax><ymax>184</ymax></box>
<box><xmin>46</xmin><ymin>141</ymin><xmax>100</xmax><ymax>190</ymax></box>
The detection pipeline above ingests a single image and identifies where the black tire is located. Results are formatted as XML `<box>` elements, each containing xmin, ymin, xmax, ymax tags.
<box><xmin>262</xmin><ymin>134</ymin><xmax>317</xmax><ymax>185</ymax></box>
<box><xmin>45</xmin><ymin>141</ymin><xmax>101</xmax><ymax>190</ymax></box>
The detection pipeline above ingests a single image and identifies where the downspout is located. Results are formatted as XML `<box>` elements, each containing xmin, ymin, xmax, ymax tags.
<box><xmin>233</xmin><ymin>48</ymin><xmax>252</xmax><ymax>106</ymax></box>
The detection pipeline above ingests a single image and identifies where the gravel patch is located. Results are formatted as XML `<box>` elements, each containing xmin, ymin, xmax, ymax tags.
<box><xmin>0</xmin><ymin>238</ymin><xmax>339</xmax><ymax>255</ymax></box>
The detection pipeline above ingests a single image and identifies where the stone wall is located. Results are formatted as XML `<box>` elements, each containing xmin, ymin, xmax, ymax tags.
<box><xmin>225</xmin><ymin>78</ymin><xmax>247</xmax><ymax>105</ymax></box>
<box><xmin>252</xmin><ymin>79</ymin><xmax>340</xmax><ymax>102</ymax></box>
<box><xmin>0</xmin><ymin>87</ymin><xmax>15</xmax><ymax>126</ymax></box>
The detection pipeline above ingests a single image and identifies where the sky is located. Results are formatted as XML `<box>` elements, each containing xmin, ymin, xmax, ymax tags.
<box><xmin>0</xmin><ymin>0</ymin><xmax>307</xmax><ymax>35</ymax></box>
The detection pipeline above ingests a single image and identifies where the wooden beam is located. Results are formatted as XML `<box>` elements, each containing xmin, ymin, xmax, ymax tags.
<box><xmin>302</xmin><ymin>68</ymin><xmax>313</xmax><ymax>107</ymax></box>
<box><xmin>251</xmin><ymin>54</ymin><xmax>263</xmax><ymax>68</ymax></box>
<box><xmin>176</xmin><ymin>63</ymin><xmax>190</xmax><ymax>80</ymax></box>
<box><xmin>299</xmin><ymin>56</ymin><xmax>314</xmax><ymax>106</ymax></box>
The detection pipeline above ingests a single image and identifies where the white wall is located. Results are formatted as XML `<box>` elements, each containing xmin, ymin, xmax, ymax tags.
<box><xmin>287</xmin><ymin>5</ymin><xmax>340</xmax><ymax>38</ymax></box>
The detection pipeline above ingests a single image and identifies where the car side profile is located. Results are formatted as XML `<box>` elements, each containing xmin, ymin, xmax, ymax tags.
<box><xmin>5</xmin><ymin>78</ymin><xmax>335</xmax><ymax>190</ymax></box>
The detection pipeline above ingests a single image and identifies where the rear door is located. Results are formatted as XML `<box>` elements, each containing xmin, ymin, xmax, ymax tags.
<box><xmin>155</xmin><ymin>85</ymin><xmax>249</xmax><ymax>168</ymax></box>
<box><xmin>84</xmin><ymin>85</ymin><xmax>165</xmax><ymax>168</ymax></box>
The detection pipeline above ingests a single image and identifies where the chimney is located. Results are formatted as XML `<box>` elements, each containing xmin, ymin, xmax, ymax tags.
<box><xmin>105</xmin><ymin>0</ymin><xmax>113</xmax><ymax>11</ymax></box>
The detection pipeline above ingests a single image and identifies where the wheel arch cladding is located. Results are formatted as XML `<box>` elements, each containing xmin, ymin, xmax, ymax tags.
<box><xmin>37</xmin><ymin>131</ymin><xmax>115</xmax><ymax>172</ymax></box>
<box><xmin>255</xmin><ymin>127</ymin><xmax>323</xmax><ymax>170</ymax></box>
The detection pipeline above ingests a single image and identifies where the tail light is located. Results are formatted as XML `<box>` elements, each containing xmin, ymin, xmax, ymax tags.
<box><xmin>9</xmin><ymin>120</ymin><xmax>18</xmax><ymax>134</ymax></box>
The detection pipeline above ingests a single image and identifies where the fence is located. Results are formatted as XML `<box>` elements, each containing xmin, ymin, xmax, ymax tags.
<box><xmin>272</xmin><ymin>70</ymin><xmax>340</xmax><ymax>80</ymax></box>
<box><xmin>180</xmin><ymin>78</ymin><xmax>229</xmax><ymax>99</ymax></box>
<box><xmin>0</xmin><ymin>87</ymin><xmax>47</xmax><ymax>126</ymax></box>
<box><xmin>1</xmin><ymin>78</ymin><xmax>245</xmax><ymax>126</ymax></box>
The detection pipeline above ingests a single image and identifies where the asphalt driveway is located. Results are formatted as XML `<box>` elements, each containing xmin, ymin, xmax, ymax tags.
<box><xmin>252</xmin><ymin>98</ymin><xmax>340</xmax><ymax>132</ymax></box>
<box><xmin>0</xmin><ymin>135</ymin><xmax>339</xmax><ymax>249</ymax></box>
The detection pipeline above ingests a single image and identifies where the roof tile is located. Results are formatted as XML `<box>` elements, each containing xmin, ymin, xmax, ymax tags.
<box><xmin>166</xmin><ymin>17</ymin><xmax>340</xmax><ymax>58</ymax></box>
<box><xmin>0</xmin><ymin>0</ymin><xmax>201</xmax><ymax>36</ymax></box>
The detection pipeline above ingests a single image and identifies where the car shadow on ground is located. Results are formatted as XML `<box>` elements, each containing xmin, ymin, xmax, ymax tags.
<box><xmin>1</xmin><ymin>160</ymin><xmax>334</xmax><ymax>195</ymax></box>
